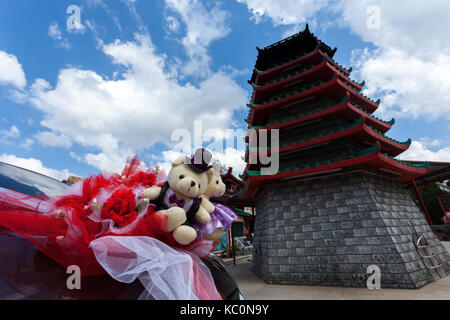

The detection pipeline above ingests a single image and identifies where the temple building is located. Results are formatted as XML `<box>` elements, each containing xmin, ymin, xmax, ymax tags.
<box><xmin>240</xmin><ymin>25</ymin><xmax>449</xmax><ymax>288</ymax></box>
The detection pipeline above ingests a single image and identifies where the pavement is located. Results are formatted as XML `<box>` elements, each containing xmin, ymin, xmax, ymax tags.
<box><xmin>224</xmin><ymin>242</ymin><xmax>450</xmax><ymax>300</ymax></box>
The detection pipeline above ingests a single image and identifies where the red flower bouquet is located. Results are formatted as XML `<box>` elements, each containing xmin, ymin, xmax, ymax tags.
<box><xmin>101</xmin><ymin>189</ymin><xmax>137</xmax><ymax>227</ymax></box>
<box><xmin>125</xmin><ymin>172</ymin><xmax>156</xmax><ymax>188</ymax></box>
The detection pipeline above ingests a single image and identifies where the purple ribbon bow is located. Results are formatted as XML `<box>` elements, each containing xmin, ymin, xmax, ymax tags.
<box><xmin>169</xmin><ymin>194</ymin><xmax>185</xmax><ymax>208</ymax></box>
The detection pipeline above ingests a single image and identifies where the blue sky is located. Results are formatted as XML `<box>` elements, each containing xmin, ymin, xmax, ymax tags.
<box><xmin>0</xmin><ymin>0</ymin><xmax>449</xmax><ymax>180</ymax></box>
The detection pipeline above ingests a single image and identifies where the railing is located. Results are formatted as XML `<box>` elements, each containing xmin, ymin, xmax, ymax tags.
<box><xmin>247</xmin><ymin>143</ymin><xmax>379</xmax><ymax>176</ymax></box>
<box><xmin>252</xmin><ymin>95</ymin><xmax>348</xmax><ymax>129</ymax></box>
<box><xmin>250</xmin><ymin>116</ymin><xmax>363</xmax><ymax>152</ymax></box>
<box><xmin>256</xmin><ymin>63</ymin><xmax>317</xmax><ymax>87</ymax></box>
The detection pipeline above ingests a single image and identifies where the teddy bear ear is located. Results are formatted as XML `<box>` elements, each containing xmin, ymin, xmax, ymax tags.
<box><xmin>206</xmin><ymin>167</ymin><xmax>215</xmax><ymax>183</ymax></box>
<box><xmin>172</xmin><ymin>156</ymin><xmax>187</xmax><ymax>167</ymax></box>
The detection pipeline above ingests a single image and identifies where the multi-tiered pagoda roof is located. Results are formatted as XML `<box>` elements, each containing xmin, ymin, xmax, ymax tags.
<box><xmin>241</xmin><ymin>25</ymin><xmax>428</xmax><ymax>201</ymax></box>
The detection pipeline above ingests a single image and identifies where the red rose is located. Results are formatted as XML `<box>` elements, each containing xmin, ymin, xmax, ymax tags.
<box><xmin>125</xmin><ymin>172</ymin><xmax>156</xmax><ymax>188</ymax></box>
<box><xmin>101</xmin><ymin>189</ymin><xmax>137</xmax><ymax>227</ymax></box>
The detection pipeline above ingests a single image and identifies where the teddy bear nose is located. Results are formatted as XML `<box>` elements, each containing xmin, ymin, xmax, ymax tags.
<box><xmin>191</xmin><ymin>181</ymin><xmax>196</xmax><ymax>187</ymax></box>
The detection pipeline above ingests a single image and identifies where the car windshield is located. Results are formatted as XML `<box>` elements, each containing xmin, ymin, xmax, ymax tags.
<box><xmin>0</xmin><ymin>162</ymin><xmax>69</xmax><ymax>196</ymax></box>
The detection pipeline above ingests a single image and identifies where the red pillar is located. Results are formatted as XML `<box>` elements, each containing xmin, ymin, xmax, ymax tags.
<box><xmin>231</xmin><ymin>224</ymin><xmax>236</xmax><ymax>266</ymax></box>
<box><xmin>437</xmin><ymin>195</ymin><xmax>447</xmax><ymax>219</ymax></box>
<box><xmin>231</xmin><ymin>206</ymin><xmax>236</xmax><ymax>266</ymax></box>
<box><xmin>411</xmin><ymin>179</ymin><xmax>433</xmax><ymax>225</ymax></box>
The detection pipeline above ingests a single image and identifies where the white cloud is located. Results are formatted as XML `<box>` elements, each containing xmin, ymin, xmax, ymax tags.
<box><xmin>400</xmin><ymin>140</ymin><xmax>450</xmax><ymax>162</ymax></box>
<box><xmin>0</xmin><ymin>125</ymin><xmax>35</xmax><ymax>149</ymax></box>
<box><xmin>338</xmin><ymin>1</ymin><xmax>450</xmax><ymax>121</ymax></box>
<box><xmin>159</xmin><ymin>149</ymin><xmax>184</xmax><ymax>174</ymax></box>
<box><xmin>86</xmin><ymin>0</ymin><xmax>122</xmax><ymax>32</ymax></box>
<box><xmin>351</xmin><ymin>48</ymin><xmax>450</xmax><ymax>120</ymax></box>
<box><xmin>0</xmin><ymin>51</ymin><xmax>27</xmax><ymax>89</ymax></box>
<box><xmin>0</xmin><ymin>154</ymin><xmax>76</xmax><ymax>181</ymax></box>
<box><xmin>83</xmin><ymin>148</ymin><xmax>132</xmax><ymax>173</ymax></box>
<box><xmin>36</xmin><ymin>131</ymin><xmax>73</xmax><ymax>148</ymax></box>
<box><xmin>25</xmin><ymin>34</ymin><xmax>247</xmax><ymax>172</ymax></box>
<box><xmin>48</xmin><ymin>21</ymin><xmax>71</xmax><ymax>49</ymax></box>
<box><xmin>335</xmin><ymin>1</ymin><xmax>450</xmax><ymax>54</ymax></box>
<box><xmin>0</xmin><ymin>126</ymin><xmax>20</xmax><ymax>140</ymax></box>
<box><xmin>236</xmin><ymin>0</ymin><xmax>329</xmax><ymax>25</ymax></box>
<box><xmin>165</xmin><ymin>16</ymin><xmax>180</xmax><ymax>33</ymax></box>
<box><xmin>48</xmin><ymin>21</ymin><xmax>62</xmax><ymax>39</ymax></box>
<box><xmin>165</xmin><ymin>0</ymin><xmax>231</xmax><ymax>76</ymax></box>
<box><xmin>0</xmin><ymin>126</ymin><xmax>33</xmax><ymax>149</ymax></box>
<box><xmin>121</xmin><ymin>0</ymin><xmax>149</xmax><ymax>36</ymax></box>
<box><xmin>214</xmin><ymin>147</ymin><xmax>246</xmax><ymax>176</ymax></box>
<box><xmin>20</xmin><ymin>138</ymin><xmax>34</xmax><ymax>149</ymax></box>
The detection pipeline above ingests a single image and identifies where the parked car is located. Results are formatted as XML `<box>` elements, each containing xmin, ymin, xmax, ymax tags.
<box><xmin>0</xmin><ymin>161</ymin><xmax>69</xmax><ymax>197</ymax></box>
<box><xmin>0</xmin><ymin>162</ymin><xmax>242</xmax><ymax>300</ymax></box>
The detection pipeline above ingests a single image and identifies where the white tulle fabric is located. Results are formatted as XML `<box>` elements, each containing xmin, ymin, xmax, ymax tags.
<box><xmin>90</xmin><ymin>236</ymin><xmax>221</xmax><ymax>300</ymax></box>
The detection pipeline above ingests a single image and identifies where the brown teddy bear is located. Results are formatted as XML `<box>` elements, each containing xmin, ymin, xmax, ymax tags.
<box><xmin>142</xmin><ymin>148</ymin><xmax>214</xmax><ymax>245</ymax></box>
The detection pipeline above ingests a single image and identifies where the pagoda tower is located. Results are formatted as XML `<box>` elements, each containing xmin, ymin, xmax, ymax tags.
<box><xmin>241</xmin><ymin>25</ymin><xmax>449</xmax><ymax>288</ymax></box>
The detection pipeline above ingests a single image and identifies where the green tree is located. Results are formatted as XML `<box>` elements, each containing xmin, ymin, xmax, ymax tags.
<box><xmin>412</xmin><ymin>183</ymin><xmax>450</xmax><ymax>225</ymax></box>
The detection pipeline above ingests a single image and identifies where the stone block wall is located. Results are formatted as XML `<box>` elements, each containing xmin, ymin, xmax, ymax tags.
<box><xmin>252</xmin><ymin>170</ymin><xmax>449</xmax><ymax>288</ymax></box>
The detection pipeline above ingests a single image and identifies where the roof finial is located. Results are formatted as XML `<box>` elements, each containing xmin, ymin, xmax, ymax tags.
<box><xmin>304</xmin><ymin>23</ymin><xmax>310</xmax><ymax>34</ymax></box>
<box><xmin>256</xmin><ymin>46</ymin><xmax>262</xmax><ymax>53</ymax></box>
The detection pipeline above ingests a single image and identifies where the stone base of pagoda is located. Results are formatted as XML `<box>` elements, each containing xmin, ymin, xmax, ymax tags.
<box><xmin>251</xmin><ymin>170</ymin><xmax>449</xmax><ymax>288</ymax></box>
